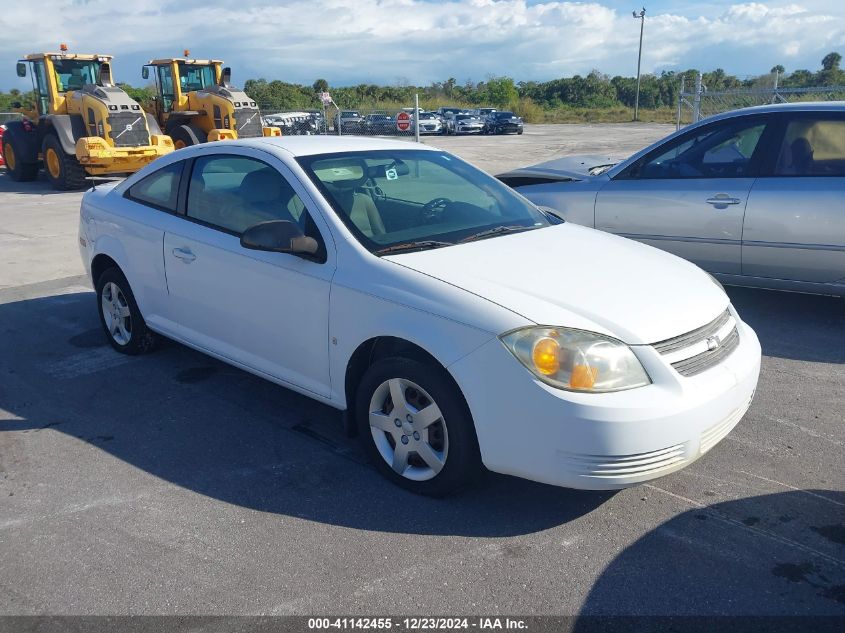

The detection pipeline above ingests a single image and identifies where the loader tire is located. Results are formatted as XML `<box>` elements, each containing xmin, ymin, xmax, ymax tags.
<box><xmin>171</xmin><ymin>125</ymin><xmax>207</xmax><ymax>149</ymax></box>
<box><xmin>42</xmin><ymin>135</ymin><xmax>87</xmax><ymax>190</ymax></box>
<box><xmin>3</xmin><ymin>134</ymin><xmax>39</xmax><ymax>182</ymax></box>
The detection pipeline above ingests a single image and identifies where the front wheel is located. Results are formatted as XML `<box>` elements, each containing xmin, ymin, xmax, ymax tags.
<box><xmin>170</xmin><ymin>124</ymin><xmax>208</xmax><ymax>149</ymax></box>
<box><xmin>96</xmin><ymin>268</ymin><xmax>157</xmax><ymax>355</ymax></box>
<box><xmin>356</xmin><ymin>357</ymin><xmax>481</xmax><ymax>496</ymax></box>
<box><xmin>42</xmin><ymin>135</ymin><xmax>87</xmax><ymax>190</ymax></box>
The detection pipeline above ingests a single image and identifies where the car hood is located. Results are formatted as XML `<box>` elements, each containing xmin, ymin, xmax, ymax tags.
<box><xmin>385</xmin><ymin>223</ymin><xmax>728</xmax><ymax>345</ymax></box>
<box><xmin>497</xmin><ymin>154</ymin><xmax>617</xmax><ymax>183</ymax></box>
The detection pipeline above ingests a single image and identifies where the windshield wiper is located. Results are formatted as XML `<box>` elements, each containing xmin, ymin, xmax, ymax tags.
<box><xmin>459</xmin><ymin>225</ymin><xmax>533</xmax><ymax>243</ymax></box>
<box><xmin>375</xmin><ymin>240</ymin><xmax>453</xmax><ymax>256</ymax></box>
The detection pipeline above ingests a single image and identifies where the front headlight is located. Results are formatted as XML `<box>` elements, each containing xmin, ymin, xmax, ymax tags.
<box><xmin>500</xmin><ymin>327</ymin><xmax>651</xmax><ymax>393</ymax></box>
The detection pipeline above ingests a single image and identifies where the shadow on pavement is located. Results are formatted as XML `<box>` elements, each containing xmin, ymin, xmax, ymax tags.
<box><xmin>577</xmin><ymin>490</ymin><xmax>845</xmax><ymax>617</ymax></box>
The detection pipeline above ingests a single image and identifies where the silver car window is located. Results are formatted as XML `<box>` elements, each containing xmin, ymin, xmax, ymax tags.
<box><xmin>774</xmin><ymin>117</ymin><xmax>845</xmax><ymax>177</ymax></box>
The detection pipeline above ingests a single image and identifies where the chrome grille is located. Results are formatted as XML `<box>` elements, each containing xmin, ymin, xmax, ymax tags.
<box><xmin>653</xmin><ymin>309</ymin><xmax>740</xmax><ymax>377</ymax></box>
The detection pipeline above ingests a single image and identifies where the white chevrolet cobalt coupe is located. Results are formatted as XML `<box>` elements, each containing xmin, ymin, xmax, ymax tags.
<box><xmin>79</xmin><ymin>136</ymin><xmax>761</xmax><ymax>496</ymax></box>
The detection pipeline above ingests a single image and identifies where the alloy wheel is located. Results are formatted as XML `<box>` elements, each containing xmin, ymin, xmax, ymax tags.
<box><xmin>101</xmin><ymin>281</ymin><xmax>132</xmax><ymax>345</ymax></box>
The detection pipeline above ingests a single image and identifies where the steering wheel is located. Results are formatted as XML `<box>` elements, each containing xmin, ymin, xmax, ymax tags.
<box><xmin>422</xmin><ymin>197</ymin><xmax>452</xmax><ymax>222</ymax></box>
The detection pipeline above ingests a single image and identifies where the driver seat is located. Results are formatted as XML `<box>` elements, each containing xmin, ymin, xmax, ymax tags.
<box><xmin>324</xmin><ymin>183</ymin><xmax>386</xmax><ymax>238</ymax></box>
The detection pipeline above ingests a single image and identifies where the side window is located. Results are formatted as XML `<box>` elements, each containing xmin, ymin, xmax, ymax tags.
<box><xmin>623</xmin><ymin>118</ymin><xmax>767</xmax><ymax>179</ymax></box>
<box><xmin>186</xmin><ymin>155</ymin><xmax>310</xmax><ymax>235</ymax></box>
<box><xmin>126</xmin><ymin>161</ymin><xmax>183</xmax><ymax>211</ymax></box>
<box><xmin>774</xmin><ymin>116</ymin><xmax>845</xmax><ymax>177</ymax></box>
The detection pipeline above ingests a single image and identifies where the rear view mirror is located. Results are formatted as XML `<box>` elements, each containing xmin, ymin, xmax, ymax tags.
<box><xmin>241</xmin><ymin>220</ymin><xmax>319</xmax><ymax>257</ymax></box>
<box><xmin>16</xmin><ymin>62</ymin><xmax>26</xmax><ymax>78</ymax></box>
<box><xmin>141</xmin><ymin>66</ymin><xmax>149</xmax><ymax>80</ymax></box>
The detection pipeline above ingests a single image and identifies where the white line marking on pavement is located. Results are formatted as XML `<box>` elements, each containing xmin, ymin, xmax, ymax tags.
<box><xmin>644</xmin><ymin>483</ymin><xmax>845</xmax><ymax>568</ymax></box>
<box><xmin>733</xmin><ymin>470</ymin><xmax>845</xmax><ymax>508</ymax></box>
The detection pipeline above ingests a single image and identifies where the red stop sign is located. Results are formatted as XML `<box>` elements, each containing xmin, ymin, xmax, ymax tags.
<box><xmin>396</xmin><ymin>111</ymin><xmax>411</xmax><ymax>131</ymax></box>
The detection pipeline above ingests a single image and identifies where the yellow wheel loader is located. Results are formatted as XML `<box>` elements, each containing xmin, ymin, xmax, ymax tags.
<box><xmin>142</xmin><ymin>55</ymin><xmax>280</xmax><ymax>148</ymax></box>
<box><xmin>3</xmin><ymin>49</ymin><xmax>174</xmax><ymax>190</ymax></box>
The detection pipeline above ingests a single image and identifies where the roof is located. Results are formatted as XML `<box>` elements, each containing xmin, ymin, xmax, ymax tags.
<box><xmin>237</xmin><ymin>135</ymin><xmax>437</xmax><ymax>157</ymax></box>
<box><xmin>147</xmin><ymin>58</ymin><xmax>223</xmax><ymax>65</ymax></box>
<box><xmin>703</xmin><ymin>101</ymin><xmax>845</xmax><ymax>121</ymax></box>
<box><xmin>24</xmin><ymin>53</ymin><xmax>112</xmax><ymax>61</ymax></box>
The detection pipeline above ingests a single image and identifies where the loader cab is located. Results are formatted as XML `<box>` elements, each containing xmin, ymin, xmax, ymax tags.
<box><xmin>144</xmin><ymin>58</ymin><xmax>222</xmax><ymax>115</ymax></box>
<box><xmin>17</xmin><ymin>53</ymin><xmax>109</xmax><ymax>117</ymax></box>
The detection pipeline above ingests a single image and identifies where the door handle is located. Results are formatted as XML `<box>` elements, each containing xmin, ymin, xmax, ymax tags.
<box><xmin>705</xmin><ymin>194</ymin><xmax>742</xmax><ymax>207</ymax></box>
<box><xmin>171</xmin><ymin>247</ymin><xmax>196</xmax><ymax>262</ymax></box>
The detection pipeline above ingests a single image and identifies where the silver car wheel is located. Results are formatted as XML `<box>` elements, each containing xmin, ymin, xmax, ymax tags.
<box><xmin>368</xmin><ymin>378</ymin><xmax>449</xmax><ymax>481</ymax></box>
<box><xmin>101</xmin><ymin>281</ymin><xmax>132</xmax><ymax>346</ymax></box>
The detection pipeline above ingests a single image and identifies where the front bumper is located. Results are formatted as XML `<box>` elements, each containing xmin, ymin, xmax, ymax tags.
<box><xmin>448</xmin><ymin>314</ymin><xmax>761</xmax><ymax>490</ymax></box>
<box><xmin>75</xmin><ymin>135</ymin><xmax>174</xmax><ymax>175</ymax></box>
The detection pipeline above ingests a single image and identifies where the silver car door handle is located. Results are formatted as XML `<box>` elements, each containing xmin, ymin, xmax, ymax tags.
<box><xmin>705</xmin><ymin>195</ymin><xmax>742</xmax><ymax>207</ymax></box>
<box><xmin>171</xmin><ymin>247</ymin><xmax>196</xmax><ymax>262</ymax></box>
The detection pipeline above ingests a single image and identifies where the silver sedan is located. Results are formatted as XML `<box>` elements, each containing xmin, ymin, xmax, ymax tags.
<box><xmin>499</xmin><ymin>102</ymin><xmax>845</xmax><ymax>297</ymax></box>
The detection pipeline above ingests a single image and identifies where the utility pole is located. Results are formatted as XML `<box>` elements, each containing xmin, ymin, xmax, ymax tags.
<box><xmin>632</xmin><ymin>7</ymin><xmax>646</xmax><ymax>121</ymax></box>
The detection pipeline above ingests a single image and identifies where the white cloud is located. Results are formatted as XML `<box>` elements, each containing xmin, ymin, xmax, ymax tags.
<box><xmin>0</xmin><ymin>1</ymin><xmax>843</xmax><ymax>90</ymax></box>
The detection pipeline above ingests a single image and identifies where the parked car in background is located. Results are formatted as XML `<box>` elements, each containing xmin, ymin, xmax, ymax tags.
<box><xmin>415</xmin><ymin>111</ymin><xmax>443</xmax><ymax>135</ymax></box>
<box><xmin>79</xmin><ymin>135</ymin><xmax>760</xmax><ymax>496</ymax></box>
<box><xmin>448</xmin><ymin>113</ymin><xmax>484</xmax><ymax>135</ymax></box>
<box><xmin>484</xmin><ymin>111</ymin><xmax>524</xmax><ymax>135</ymax></box>
<box><xmin>0</xmin><ymin>124</ymin><xmax>5</xmax><ymax>166</ymax></box>
<box><xmin>363</xmin><ymin>113</ymin><xmax>395</xmax><ymax>135</ymax></box>
<box><xmin>498</xmin><ymin>102</ymin><xmax>845</xmax><ymax>296</ymax></box>
<box><xmin>474</xmin><ymin>107</ymin><xmax>498</xmax><ymax>120</ymax></box>
<box><xmin>335</xmin><ymin>110</ymin><xmax>365</xmax><ymax>133</ymax></box>
<box><xmin>264</xmin><ymin>112</ymin><xmax>321</xmax><ymax>135</ymax></box>
<box><xmin>436</xmin><ymin>106</ymin><xmax>465</xmax><ymax>127</ymax></box>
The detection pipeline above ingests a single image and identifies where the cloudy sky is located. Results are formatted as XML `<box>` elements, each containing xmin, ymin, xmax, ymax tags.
<box><xmin>1</xmin><ymin>0</ymin><xmax>843</xmax><ymax>91</ymax></box>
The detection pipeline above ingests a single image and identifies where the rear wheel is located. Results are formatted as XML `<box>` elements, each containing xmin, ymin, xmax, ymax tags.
<box><xmin>42</xmin><ymin>134</ymin><xmax>86</xmax><ymax>190</ymax></box>
<box><xmin>356</xmin><ymin>357</ymin><xmax>482</xmax><ymax>496</ymax></box>
<box><xmin>3</xmin><ymin>134</ymin><xmax>38</xmax><ymax>182</ymax></box>
<box><xmin>171</xmin><ymin>124</ymin><xmax>207</xmax><ymax>149</ymax></box>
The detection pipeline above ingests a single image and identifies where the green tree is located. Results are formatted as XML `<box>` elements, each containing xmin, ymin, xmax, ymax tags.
<box><xmin>312</xmin><ymin>78</ymin><xmax>329</xmax><ymax>93</ymax></box>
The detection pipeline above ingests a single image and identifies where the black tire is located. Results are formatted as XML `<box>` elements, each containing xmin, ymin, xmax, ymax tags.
<box><xmin>3</xmin><ymin>133</ymin><xmax>39</xmax><ymax>182</ymax></box>
<box><xmin>518</xmin><ymin>129</ymin><xmax>524</xmax><ymax>135</ymax></box>
<box><xmin>170</xmin><ymin>124</ymin><xmax>207</xmax><ymax>149</ymax></box>
<box><xmin>42</xmin><ymin>134</ymin><xmax>87</xmax><ymax>190</ymax></box>
<box><xmin>95</xmin><ymin>267</ymin><xmax>157</xmax><ymax>355</ymax></box>
<box><xmin>356</xmin><ymin>357</ymin><xmax>482</xmax><ymax>497</ymax></box>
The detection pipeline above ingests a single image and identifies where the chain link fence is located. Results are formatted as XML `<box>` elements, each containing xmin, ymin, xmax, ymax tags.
<box><xmin>676</xmin><ymin>73</ymin><xmax>845</xmax><ymax>129</ymax></box>
<box><xmin>258</xmin><ymin>101</ymin><xmax>507</xmax><ymax>138</ymax></box>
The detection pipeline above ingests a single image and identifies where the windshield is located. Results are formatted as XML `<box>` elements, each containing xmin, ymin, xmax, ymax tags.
<box><xmin>178</xmin><ymin>63</ymin><xmax>216</xmax><ymax>91</ymax></box>
<box><xmin>456</xmin><ymin>115</ymin><xmax>476</xmax><ymax>121</ymax></box>
<box><xmin>419</xmin><ymin>113</ymin><xmax>436</xmax><ymax>120</ymax></box>
<box><xmin>297</xmin><ymin>150</ymin><xmax>551</xmax><ymax>253</ymax></box>
<box><xmin>342</xmin><ymin>111</ymin><xmax>360</xmax><ymax>117</ymax></box>
<box><xmin>52</xmin><ymin>58</ymin><xmax>101</xmax><ymax>92</ymax></box>
<box><xmin>497</xmin><ymin>112</ymin><xmax>516</xmax><ymax>119</ymax></box>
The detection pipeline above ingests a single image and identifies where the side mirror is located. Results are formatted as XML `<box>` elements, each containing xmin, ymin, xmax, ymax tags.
<box><xmin>16</xmin><ymin>62</ymin><xmax>26</xmax><ymax>78</ymax></box>
<box><xmin>240</xmin><ymin>220</ymin><xmax>319</xmax><ymax>257</ymax></box>
<box><xmin>141</xmin><ymin>66</ymin><xmax>149</xmax><ymax>80</ymax></box>
<box><xmin>221</xmin><ymin>66</ymin><xmax>232</xmax><ymax>86</ymax></box>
